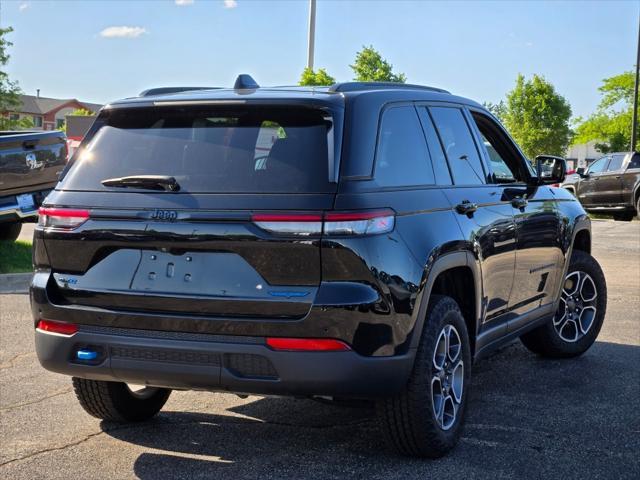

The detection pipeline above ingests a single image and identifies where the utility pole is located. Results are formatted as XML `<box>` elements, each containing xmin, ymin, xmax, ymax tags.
<box><xmin>307</xmin><ymin>0</ymin><xmax>316</xmax><ymax>70</ymax></box>
<box><xmin>632</xmin><ymin>11</ymin><xmax>640</xmax><ymax>151</ymax></box>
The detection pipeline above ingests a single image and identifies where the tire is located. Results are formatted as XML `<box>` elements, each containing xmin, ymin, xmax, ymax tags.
<box><xmin>377</xmin><ymin>295</ymin><xmax>471</xmax><ymax>458</ymax></box>
<box><xmin>636</xmin><ymin>196</ymin><xmax>640</xmax><ymax>220</ymax></box>
<box><xmin>520</xmin><ymin>250</ymin><xmax>606</xmax><ymax>358</ymax></box>
<box><xmin>72</xmin><ymin>378</ymin><xmax>171</xmax><ymax>422</ymax></box>
<box><xmin>612</xmin><ymin>212</ymin><xmax>634</xmax><ymax>222</ymax></box>
<box><xmin>0</xmin><ymin>222</ymin><xmax>21</xmax><ymax>242</ymax></box>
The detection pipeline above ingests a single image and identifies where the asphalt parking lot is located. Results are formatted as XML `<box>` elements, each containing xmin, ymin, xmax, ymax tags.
<box><xmin>1</xmin><ymin>220</ymin><xmax>639</xmax><ymax>479</ymax></box>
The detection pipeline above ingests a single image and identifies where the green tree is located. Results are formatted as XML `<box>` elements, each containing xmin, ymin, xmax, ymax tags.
<box><xmin>350</xmin><ymin>45</ymin><xmax>406</xmax><ymax>83</ymax></box>
<box><xmin>483</xmin><ymin>100</ymin><xmax>506</xmax><ymax>121</ymax></box>
<box><xmin>573</xmin><ymin>71</ymin><xmax>637</xmax><ymax>153</ymax></box>
<box><xmin>501</xmin><ymin>74</ymin><xmax>572</xmax><ymax>159</ymax></box>
<box><xmin>0</xmin><ymin>27</ymin><xmax>24</xmax><ymax>130</ymax></box>
<box><xmin>298</xmin><ymin>67</ymin><xmax>336</xmax><ymax>86</ymax></box>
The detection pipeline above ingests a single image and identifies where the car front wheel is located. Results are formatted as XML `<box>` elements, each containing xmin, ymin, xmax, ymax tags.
<box><xmin>520</xmin><ymin>250</ymin><xmax>606</xmax><ymax>358</ymax></box>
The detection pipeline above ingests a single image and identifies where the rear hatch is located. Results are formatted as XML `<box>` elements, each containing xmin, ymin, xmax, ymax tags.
<box><xmin>41</xmin><ymin>102</ymin><xmax>341</xmax><ymax>321</ymax></box>
<box><xmin>0</xmin><ymin>131</ymin><xmax>67</xmax><ymax>195</ymax></box>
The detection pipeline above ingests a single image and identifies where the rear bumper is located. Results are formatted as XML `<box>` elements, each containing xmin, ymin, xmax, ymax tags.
<box><xmin>35</xmin><ymin>325</ymin><xmax>414</xmax><ymax>398</ymax></box>
<box><xmin>0</xmin><ymin>189</ymin><xmax>51</xmax><ymax>223</ymax></box>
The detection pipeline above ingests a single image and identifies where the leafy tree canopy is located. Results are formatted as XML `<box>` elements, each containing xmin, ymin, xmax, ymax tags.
<box><xmin>501</xmin><ymin>74</ymin><xmax>572</xmax><ymax>159</ymax></box>
<box><xmin>483</xmin><ymin>100</ymin><xmax>506</xmax><ymax>121</ymax></box>
<box><xmin>350</xmin><ymin>45</ymin><xmax>406</xmax><ymax>83</ymax></box>
<box><xmin>298</xmin><ymin>67</ymin><xmax>336</xmax><ymax>86</ymax></box>
<box><xmin>0</xmin><ymin>27</ymin><xmax>24</xmax><ymax>130</ymax></box>
<box><xmin>573</xmin><ymin>71</ymin><xmax>637</xmax><ymax>153</ymax></box>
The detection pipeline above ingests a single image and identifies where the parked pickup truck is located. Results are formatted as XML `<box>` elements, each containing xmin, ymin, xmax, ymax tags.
<box><xmin>561</xmin><ymin>151</ymin><xmax>640</xmax><ymax>220</ymax></box>
<box><xmin>0</xmin><ymin>130</ymin><xmax>68</xmax><ymax>241</ymax></box>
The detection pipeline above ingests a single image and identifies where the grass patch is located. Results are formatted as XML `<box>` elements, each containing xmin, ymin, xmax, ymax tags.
<box><xmin>0</xmin><ymin>240</ymin><xmax>33</xmax><ymax>274</ymax></box>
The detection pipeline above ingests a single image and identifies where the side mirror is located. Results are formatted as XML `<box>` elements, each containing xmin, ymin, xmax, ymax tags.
<box><xmin>576</xmin><ymin>167</ymin><xmax>588</xmax><ymax>178</ymax></box>
<box><xmin>533</xmin><ymin>155</ymin><xmax>566</xmax><ymax>185</ymax></box>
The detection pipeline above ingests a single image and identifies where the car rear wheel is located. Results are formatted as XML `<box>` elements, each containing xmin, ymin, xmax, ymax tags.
<box><xmin>0</xmin><ymin>222</ymin><xmax>21</xmax><ymax>242</ymax></box>
<box><xmin>613</xmin><ymin>212</ymin><xmax>634</xmax><ymax>221</ymax></box>
<box><xmin>520</xmin><ymin>250</ymin><xmax>606</xmax><ymax>358</ymax></box>
<box><xmin>72</xmin><ymin>378</ymin><xmax>171</xmax><ymax>422</ymax></box>
<box><xmin>377</xmin><ymin>295</ymin><xmax>471</xmax><ymax>458</ymax></box>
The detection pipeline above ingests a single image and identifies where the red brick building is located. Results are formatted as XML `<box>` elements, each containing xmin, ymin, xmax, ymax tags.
<box><xmin>8</xmin><ymin>93</ymin><xmax>102</xmax><ymax>130</ymax></box>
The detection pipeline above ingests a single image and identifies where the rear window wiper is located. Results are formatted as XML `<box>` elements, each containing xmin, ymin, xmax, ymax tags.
<box><xmin>101</xmin><ymin>175</ymin><xmax>180</xmax><ymax>192</ymax></box>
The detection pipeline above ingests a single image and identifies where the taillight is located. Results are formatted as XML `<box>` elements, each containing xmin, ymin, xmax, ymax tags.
<box><xmin>36</xmin><ymin>319</ymin><xmax>78</xmax><ymax>336</ymax></box>
<box><xmin>324</xmin><ymin>209</ymin><xmax>395</xmax><ymax>236</ymax></box>
<box><xmin>38</xmin><ymin>207</ymin><xmax>89</xmax><ymax>230</ymax></box>
<box><xmin>252</xmin><ymin>209</ymin><xmax>395</xmax><ymax>236</ymax></box>
<box><xmin>266</xmin><ymin>337</ymin><xmax>351</xmax><ymax>352</ymax></box>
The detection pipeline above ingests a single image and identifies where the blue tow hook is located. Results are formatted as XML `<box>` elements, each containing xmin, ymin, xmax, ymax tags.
<box><xmin>76</xmin><ymin>349</ymin><xmax>98</xmax><ymax>361</ymax></box>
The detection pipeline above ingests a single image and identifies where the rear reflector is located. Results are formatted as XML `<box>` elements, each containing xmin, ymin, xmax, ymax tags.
<box><xmin>36</xmin><ymin>319</ymin><xmax>78</xmax><ymax>336</ymax></box>
<box><xmin>266</xmin><ymin>337</ymin><xmax>351</xmax><ymax>352</ymax></box>
<box><xmin>252</xmin><ymin>209</ymin><xmax>394</xmax><ymax>236</ymax></box>
<box><xmin>38</xmin><ymin>207</ymin><xmax>89</xmax><ymax>230</ymax></box>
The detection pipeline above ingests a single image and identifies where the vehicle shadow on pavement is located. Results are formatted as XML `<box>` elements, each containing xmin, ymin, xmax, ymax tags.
<box><xmin>103</xmin><ymin>341</ymin><xmax>640</xmax><ymax>480</ymax></box>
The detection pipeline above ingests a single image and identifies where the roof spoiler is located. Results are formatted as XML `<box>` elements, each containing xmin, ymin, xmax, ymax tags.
<box><xmin>138</xmin><ymin>87</ymin><xmax>219</xmax><ymax>97</ymax></box>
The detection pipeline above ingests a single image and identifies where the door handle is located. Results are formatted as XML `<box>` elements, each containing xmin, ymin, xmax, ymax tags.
<box><xmin>455</xmin><ymin>200</ymin><xmax>478</xmax><ymax>215</ymax></box>
<box><xmin>511</xmin><ymin>197</ymin><xmax>528</xmax><ymax>209</ymax></box>
<box><xmin>615</xmin><ymin>175</ymin><xmax>621</xmax><ymax>179</ymax></box>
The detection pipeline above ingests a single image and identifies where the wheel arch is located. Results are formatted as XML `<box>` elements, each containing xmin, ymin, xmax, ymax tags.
<box><xmin>410</xmin><ymin>251</ymin><xmax>481</xmax><ymax>356</ymax></box>
<box><xmin>573</xmin><ymin>228</ymin><xmax>591</xmax><ymax>255</ymax></box>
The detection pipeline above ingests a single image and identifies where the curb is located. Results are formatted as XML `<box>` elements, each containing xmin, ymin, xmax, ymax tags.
<box><xmin>0</xmin><ymin>272</ymin><xmax>33</xmax><ymax>294</ymax></box>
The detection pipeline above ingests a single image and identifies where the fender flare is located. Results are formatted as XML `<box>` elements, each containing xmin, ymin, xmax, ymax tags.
<box><xmin>552</xmin><ymin>214</ymin><xmax>591</xmax><ymax>311</ymax></box>
<box><xmin>408</xmin><ymin>250</ymin><xmax>482</xmax><ymax>351</ymax></box>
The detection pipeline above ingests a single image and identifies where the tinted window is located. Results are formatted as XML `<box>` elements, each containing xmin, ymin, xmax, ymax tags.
<box><xmin>375</xmin><ymin>106</ymin><xmax>434</xmax><ymax>187</ymax></box>
<box><xmin>419</xmin><ymin>110</ymin><xmax>452</xmax><ymax>185</ymax></box>
<box><xmin>587</xmin><ymin>157</ymin><xmax>609</xmax><ymax>174</ymax></box>
<box><xmin>607</xmin><ymin>154</ymin><xmax>625</xmax><ymax>171</ymax></box>
<box><xmin>61</xmin><ymin>106</ymin><xmax>334</xmax><ymax>193</ymax></box>
<box><xmin>629</xmin><ymin>153</ymin><xmax>640</xmax><ymax>169</ymax></box>
<box><xmin>429</xmin><ymin>107</ymin><xmax>486</xmax><ymax>185</ymax></box>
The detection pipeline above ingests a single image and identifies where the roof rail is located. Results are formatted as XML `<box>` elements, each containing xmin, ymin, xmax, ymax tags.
<box><xmin>138</xmin><ymin>86</ymin><xmax>219</xmax><ymax>97</ymax></box>
<box><xmin>328</xmin><ymin>82</ymin><xmax>450</xmax><ymax>94</ymax></box>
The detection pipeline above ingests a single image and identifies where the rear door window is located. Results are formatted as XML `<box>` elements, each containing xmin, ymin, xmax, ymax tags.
<box><xmin>606</xmin><ymin>154</ymin><xmax>625</xmax><ymax>172</ymax></box>
<box><xmin>61</xmin><ymin>106</ymin><xmax>335</xmax><ymax>194</ymax></box>
<box><xmin>429</xmin><ymin>107</ymin><xmax>486</xmax><ymax>185</ymax></box>
<box><xmin>374</xmin><ymin>106</ymin><xmax>435</xmax><ymax>187</ymax></box>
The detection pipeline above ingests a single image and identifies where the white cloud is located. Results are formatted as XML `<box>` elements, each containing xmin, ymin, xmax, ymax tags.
<box><xmin>175</xmin><ymin>0</ymin><xmax>194</xmax><ymax>5</ymax></box>
<box><xmin>224</xmin><ymin>0</ymin><xmax>237</xmax><ymax>8</ymax></box>
<box><xmin>99</xmin><ymin>26</ymin><xmax>148</xmax><ymax>39</ymax></box>
<box><xmin>525</xmin><ymin>41</ymin><xmax>534</xmax><ymax>47</ymax></box>
<box><xmin>19</xmin><ymin>2</ymin><xmax>30</xmax><ymax>11</ymax></box>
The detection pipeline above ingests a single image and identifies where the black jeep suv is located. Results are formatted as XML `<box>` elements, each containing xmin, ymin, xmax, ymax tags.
<box><xmin>31</xmin><ymin>77</ymin><xmax>607</xmax><ymax>458</ymax></box>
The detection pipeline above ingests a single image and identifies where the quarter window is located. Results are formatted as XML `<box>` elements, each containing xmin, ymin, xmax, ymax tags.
<box><xmin>375</xmin><ymin>106</ymin><xmax>435</xmax><ymax>187</ymax></box>
<box><xmin>429</xmin><ymin>107</ymin><xmax>486</xmax><ymax>185</ymax></box>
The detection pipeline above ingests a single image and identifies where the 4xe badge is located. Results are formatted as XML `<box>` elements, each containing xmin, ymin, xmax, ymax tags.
<box><xmin>25</xmin><ymin>152</ymin><xmax>43</xmax><ymax>170</ymax></box>
<box><xmin>150</xmin><ymin>209</ymin><xmax>178</xmax><ymax>222</ymax></box>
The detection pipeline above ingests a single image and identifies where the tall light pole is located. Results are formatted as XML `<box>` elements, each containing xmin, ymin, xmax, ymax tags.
<box><xmin>632</xmin><ymin>11</ymin><xmax>640</xmax><ymax>151</ymax></box>
<box><xmin>307</xmin><ymin>0</ymin><xmax>316</xmax><ymax>70</ymax></box>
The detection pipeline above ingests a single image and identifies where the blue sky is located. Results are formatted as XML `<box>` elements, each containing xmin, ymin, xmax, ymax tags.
<box><xmin>2</xmin><ymin>0</ymin><xmax>637</xmax><ymax>118</ymax></box>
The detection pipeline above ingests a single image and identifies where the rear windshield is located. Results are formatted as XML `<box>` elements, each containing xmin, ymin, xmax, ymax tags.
<box><xmin>60</xmin><ymin>106</ymin><xmax>335</xmax><ymax>193</ymax></box>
